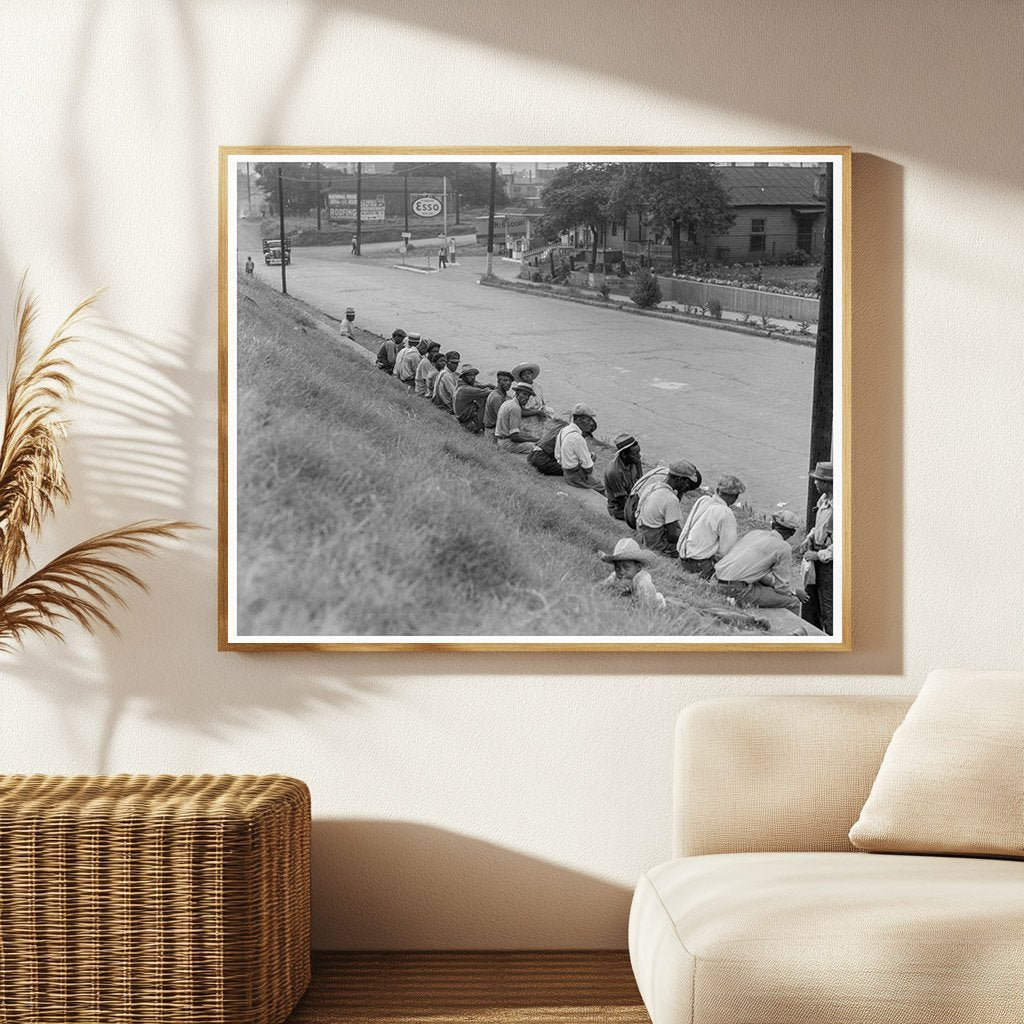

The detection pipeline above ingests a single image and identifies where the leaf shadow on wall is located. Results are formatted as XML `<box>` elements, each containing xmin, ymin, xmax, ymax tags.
<box><xmin>311</xmin><ymin>819</ymin><xmax>634</xmax><ymax>950</ymax></box>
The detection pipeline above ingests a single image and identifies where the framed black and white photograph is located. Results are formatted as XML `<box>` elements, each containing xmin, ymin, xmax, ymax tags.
<box><xmin>219</xmin><ymin>148</ymin><xmax>850</xmax><ymax>651</ymax></box>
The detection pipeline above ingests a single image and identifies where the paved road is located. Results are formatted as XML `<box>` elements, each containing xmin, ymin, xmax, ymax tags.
<box><xmin>237</xmin><ymin>231</ymin><xmax>815</xmax><ymax>513</ymax></box>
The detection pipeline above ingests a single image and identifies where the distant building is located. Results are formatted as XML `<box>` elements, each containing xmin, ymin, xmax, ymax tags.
<box><xmin>558</xmin><ymin>164</ymin><xmax>827</xmax><ymax>264</ymax></box>
<box><xmin>474</xmin><ymin>208</ymin><xmax>546</xmax><ymax>254</ymax></box>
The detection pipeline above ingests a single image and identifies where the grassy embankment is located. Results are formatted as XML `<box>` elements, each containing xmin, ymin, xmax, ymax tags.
<box><xmin>236</xmin><ymin>275</ymin><xmax>772</xmax><ymax>638</ymax></box>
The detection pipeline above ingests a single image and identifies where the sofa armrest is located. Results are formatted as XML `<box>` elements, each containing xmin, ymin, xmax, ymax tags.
<box><xmin>674</xmin><ymin>695</ymin><xmax>912</xmax><ymax>857</ymax></box>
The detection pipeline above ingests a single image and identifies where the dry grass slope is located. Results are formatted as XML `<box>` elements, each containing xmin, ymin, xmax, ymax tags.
<box><xmin>236</xmin><ymin>276</ymin><xmax>768</xmax><ymax>639</ymax></box>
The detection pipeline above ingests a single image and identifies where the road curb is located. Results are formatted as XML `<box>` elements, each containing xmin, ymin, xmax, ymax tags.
<box><xmin>478</xmin><ymin>276</ymin><xmax>817</xmax><ymax>348</ymax></box>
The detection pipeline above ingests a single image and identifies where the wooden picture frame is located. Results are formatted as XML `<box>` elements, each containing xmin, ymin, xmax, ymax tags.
<box><xmin>219</xmin><ymin>147</ymin><xmax>851</xmax><ymax>651</ymax></box>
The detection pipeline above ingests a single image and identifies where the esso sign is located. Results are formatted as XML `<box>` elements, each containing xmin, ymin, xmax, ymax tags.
<box><xmin>412</xmin><ymin>196</ymin><xmax>442</xmax><ymax>218</ymax></box>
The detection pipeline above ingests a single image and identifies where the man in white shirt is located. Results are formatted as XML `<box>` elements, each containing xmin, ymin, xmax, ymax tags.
<box><xmin>555</xmin><ymin>403</ymin><xmax>605</xmax><ymax>492</ymax></box>
<box><xmin>635</xmin><ymin>460</ymin><xmax>702</xmax><ymax>555</ymax></box>
<box><xmin>677</xmin><ymin>474</ymin><xmax>745</xmax><ymax>578</ymax></box>
<box><xmin>494</xmin><ymin>383</ymin><xmax>539</xmax><ymax>453</ymax></box>
<box><xmin>713</xmin><ymin>509</ymin><xmax>807</xmax><ymax>614</ymax></box>
<box><xmin>393</xmin><ymin>336</ymin><xmax>422</xmax><ymax>387</ymax></box>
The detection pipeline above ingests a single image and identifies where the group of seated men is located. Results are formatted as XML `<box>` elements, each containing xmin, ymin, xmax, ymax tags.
<box><xmin>374</xmin><ymin>327</ymin><xmax>833</xmax><ymax>632</ymax></box>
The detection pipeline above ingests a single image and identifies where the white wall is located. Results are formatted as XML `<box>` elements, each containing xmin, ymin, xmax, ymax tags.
<box><xmin>1</xmin><ymin>1</ymin><xmax>1021</xmax><ymax>949</ymax></box>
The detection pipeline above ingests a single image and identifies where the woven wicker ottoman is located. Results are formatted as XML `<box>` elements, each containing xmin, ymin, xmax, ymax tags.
<box><xmin>0</xmin><ymin>774</ymin><xmax>310</xmax><ymax>1024</ymax></box>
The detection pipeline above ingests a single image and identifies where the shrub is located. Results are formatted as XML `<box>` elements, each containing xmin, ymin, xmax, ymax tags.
<box><xmin>707</xmin><ymin>298</ymin><xmax>723</xmax><ymax>319</ymax></box>
<box><xmin>759</xmin><ymin>314</ymin><xmax>774</xmax><ymax>330</ymax></box>
<box><xmin>797</xmin><ymin>319</ymin><xmax>812</xmax><ymax>335</ymax></box>
<box><xmin>531</xmin><ymin>270</ymin><xmax>543</xmax><ymax>283</ymax></box>
<box><xmin>782</xmin><ymin>248</ymin><xmax>811</xmax><ymax>266</ymax></box>
<box><xmin>598</xmin><ymin>281</ymin><xmax>611</xmax><ymax>299</ymax></box>
<box><xmin>629</xmin><ymin>268</ymin><xmax>663</xmax><ymax>309</ymax></box>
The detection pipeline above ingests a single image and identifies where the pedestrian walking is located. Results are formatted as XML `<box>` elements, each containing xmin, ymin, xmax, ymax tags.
<box><xmin>244</xmin><ymin>256</ymin><xmax>254</xmax><ymax>275</ymax></box>
<box><xmin>351</xmin><ymin>234</ymin><xmax>358</xmax><ymax>255</ymax></box>
<box><xmin>599</xmin><ymin>538</ymin><xmax>666</xmax><ymax>612</ymax></box>
<box><xmin>555</xmin><ymin>404</ymin><xmax>605</xmax><ymax>492</ymax></box>
<box><xmin>494</xmin><ymin>383</ymin><xmax>539</xmax><ymax>453</ymax></box>
<box><xmin>603</xmin><ymin>433</ymin><xmax>643</xmax><ymax>520</ymax></box>
<box><xmin>635</xmin><ymin>461</ymin><xmax>701</xmax><ymax>555</ymax></box>
<box><xmin>431</xmin><ymin>351</ymin><xmax>461</xmax><ymax>411</ymax></box>
<box><xmin>800</xmin><ymin>461</ymin><xmax>834</xmax><ymax>634</ymax></box>
<box><xmin>713</xmin><ymin>509</ymin><xmax>808</xmax><ymax>614</ymax></box>
<box><xmin>677</xmin><ymin>474</ymin><xmax>744</xmax><ymax>578</ymax></box>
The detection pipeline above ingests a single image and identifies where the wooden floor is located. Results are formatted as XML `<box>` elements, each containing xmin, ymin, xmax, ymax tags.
<box><xmin>286</xmin><ymin>951</ymin><xmax>649</xmax><ymax>1024</ymax></box>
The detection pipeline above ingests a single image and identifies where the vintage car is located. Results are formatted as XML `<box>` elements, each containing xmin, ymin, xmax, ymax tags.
<box><xmin>262</xmin><ymin>237</ymin><xmax>291</xmax><ymax>266</ymax></box>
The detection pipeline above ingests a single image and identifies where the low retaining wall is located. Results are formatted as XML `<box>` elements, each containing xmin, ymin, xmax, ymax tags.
<box><xmin>567</xmin><ymin>271</ymin><xmax>819</xmax><ymax>322</ymax></box>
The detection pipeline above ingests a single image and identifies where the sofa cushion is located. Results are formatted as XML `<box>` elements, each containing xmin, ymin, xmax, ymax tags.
<box><xmin>629</xmin><ymin>852</ymin><xmax>1024</xmax><ymax>1024</ymax></box>
<box><xmin>849</xmin><ymin>669</ymin><xmax>1024</xmax><ymax>857</ymax></box>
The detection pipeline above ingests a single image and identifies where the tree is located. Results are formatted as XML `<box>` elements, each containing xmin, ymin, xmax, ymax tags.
<box><xmin>404</xmin><ymin>163</ymin><xmax>510</xmax><ymax>208</ymax></box>
<box><xmin>629</xmin><ymin>164</ymin><xmax>735</xmax><ymax>269</ymax></box>
<box><xmin>253</xmin><ymin>163</ymin><xmax>322</xmax><ymax>216</ymax></box>
<box><xmin>540</xmin><ymin>163</ymin><xmax>615</xmax><ymax>270</ymax></box>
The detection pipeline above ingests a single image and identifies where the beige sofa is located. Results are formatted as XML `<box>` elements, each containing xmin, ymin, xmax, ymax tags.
<box><xmin>629</xmin><ymin>695</ymin><xmax>1024</xmax><ymax>1024</ymax></box>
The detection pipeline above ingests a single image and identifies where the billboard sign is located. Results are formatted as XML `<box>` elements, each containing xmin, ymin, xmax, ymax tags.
<box><xmin>411</xmin><ymin>195</ymin><xmax>443</xmax><ymax>218</ymax></box>
<box><xmin>328</xmin><ymin>193</ymin><xmax>386</xmax><ymax>223</ymax></box>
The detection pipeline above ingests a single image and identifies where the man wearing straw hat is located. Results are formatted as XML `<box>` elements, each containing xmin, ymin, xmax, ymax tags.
<box><xmin>599</xmin><ymin>538</ymin><xmax>666</xmax><ymax>611</ymax></box>
<box><xmin>713</xmin><ymin>508</ymin><xmax>807</xmax><ymax>614</ymax></box>
<box><xmin>339</xmin><ymin>306</ymin><xmax>357</xmax><ymax>339</ymax></box>
<box><xmin>677</xmin><ymin>474</ymin><xmax>745</xmax><ymax>579</ymax></box>
<box><xmin>494</xmin><ymin>383</ymin><xmax>540</xmax><ymax>453</ymax></box>
<box><xmin>603</xmin><ymin>433</ymin><xmax>643</xmax><ymax>521</ymax></box>
<box><xmin>556</xmin><ymin>403</ymin><xmax>605</xmax><ymax>492</ymax></box>
<box><xmin>800</xmin><ymin>460</ymin><xmax>835</xmax><ymax>633</ymax></box>
<box><xmin>511</xmin><ymin>361</ymin><xmax>550</xmax><ymax>422</ymax></box>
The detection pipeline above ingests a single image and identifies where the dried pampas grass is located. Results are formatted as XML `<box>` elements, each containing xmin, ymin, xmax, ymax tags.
<box><xmin>0</xmin><ymin>279</ymin><xmax>196</xmax><ymax>650</ymax></box>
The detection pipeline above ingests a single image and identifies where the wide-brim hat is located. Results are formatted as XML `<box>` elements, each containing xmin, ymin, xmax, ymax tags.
<box><xmin>512</xmin><ymin>362</ymin><xmax>541</xmax><ymax>381</ymax></box>
<box><xmin>809</xmin><ymin>461</ymin><xmax>834</xmax><ymax>481</ymax></box>
<box><xmin>458</xmin><ymin>366</ymin><xmax>480</xmax><ymax>379</ymax></box>
<box><xmin>614</xmin><ymin>433</ymin><xmax>639</xmax><ymax>453</ymax></box>
<box><xmin>600</xmin><ymin>538</ymin><xmax>654</xmax><ymax>565</ymax></box>
<box><xmin>510</xmin><ymin>382</ymin><xmax>535</xmax><ymax>396</ymax></box>
<box><xmin>345</xmin><ymin>307</ymin><xmax>355</xmax><ymax>315</ymax></box>
<box><xmin>572</xmin><ymin>402</ymin><xmax>597</xmax><ymax>420</ymax></box>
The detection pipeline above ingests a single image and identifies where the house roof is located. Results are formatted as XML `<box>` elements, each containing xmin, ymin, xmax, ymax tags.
<box><xmin>717</xmin><ymin>165</ymin><xmax>825</xmax><ymax>208</ymax></box>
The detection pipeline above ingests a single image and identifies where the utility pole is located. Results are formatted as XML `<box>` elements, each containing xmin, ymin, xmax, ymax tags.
<box><xmin>486</xmin><ymin>162</ymin><xmax>496</xmax><ymax>278</ymax></box>
<box><xmin>403</xmin><ymin>172</ymin><xmax>409</xmax><ymax>233</ymax></box>
<box><xmin>315</xmin><ymin>162</ymin><xmax>321</xmax><ymax>232</ymax></box>
<box><xmin>805</xmin><ymin>162</ymin><xmax>834</xmax><ymax>530</ymax></box>
<box><xmin>453</xmin><ymin>165</ymin><xmax>460</xmax><ymax>225</ymax></box>
<box><xmin>443</xmin><ymin>175</ymin><xmax>448</xmax><ymax>241</ymax></box>
<box><xmin>355</xmin><ymin>162</ymin><xmax>362</xmax><ymax>256</ymax></box>
<box><xmin>246</xmin><ymin>161</ymin><xmax>252</xmax><ymax>217</ymax></box>
<box><xmin>277</xmin><ymin>165</ymin><xmax>287</xmax><ymax>295</ymax></box>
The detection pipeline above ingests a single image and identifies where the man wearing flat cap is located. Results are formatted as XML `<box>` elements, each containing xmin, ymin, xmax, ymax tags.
<box><xmin>376</xmin><ymin>328</ymin><xmax>406</xmax><ymax>374</ymax></box>
<box><xmin>713</xmin><ymin>508</ymin><xmax>807</xmax><ymax>614</ymax></box>
<box><xmin>483</xmin><ymin>371</ymin><xmax>514</xmax><ymax>440</ymax></box>
<box><xmin>677</xmin><ymin>474</ymin><xmax>745</xmax><ymax>578</ymax></box>
<box><xmin>453</xmin><ymin>366</ymin><xmax>494</xmax><ymax>434</ymax></box>
<box><xmin>800</xmin><ymin>460</ymin><xmax>834</xmax><ymax>633</ymax></box>
<box><xmin>494</xmin><ymin>382</ymin><xmax>540</xmax><ymax>453</ymax></box>
<box><xmin>554</xmin><ymin>403</ymin><xmax>604</xmax><ymax>491</ymax></box>
<box><xmin>635</xmin><ymin>461</ymin><xmax>702</xmax><ymax>555</ymax></box>
<box><xmin>393</xmin><ymin>334</ymin><xmax>423</xmax><ymax>387</ymax></box>
<box><xmin>603</xmin><ymin>433</ymin><xmax>643</xmax><ymax>520</ymax></box>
